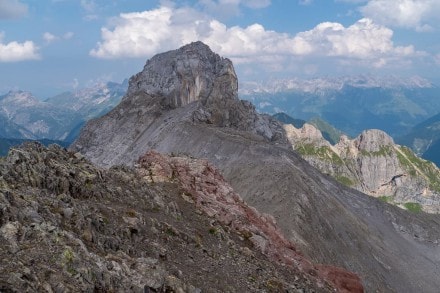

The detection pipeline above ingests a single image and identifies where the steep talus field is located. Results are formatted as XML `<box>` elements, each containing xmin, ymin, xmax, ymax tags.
<box><xmin>72</xmin><ymin>42</ymin><xmax>440</xmax><ymax>292</ymax></box>
<box><xmin>0</xmin><ymin>142</ymin><xmax>360</xmax><ymax>292</ymax></box>
<box><xmin>284</xmin><ymin>123</ymin><xmax>440</xmax><ymax>213</ymax></box>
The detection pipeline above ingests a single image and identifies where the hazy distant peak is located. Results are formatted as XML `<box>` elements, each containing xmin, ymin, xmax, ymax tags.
<box><xmin>239</xmin><ymin>75</ymin><xmax>434</xmax><ymax>94</ymax></box>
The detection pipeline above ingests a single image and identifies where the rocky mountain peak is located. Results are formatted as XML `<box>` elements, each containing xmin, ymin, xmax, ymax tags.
<box><xmin>72</xmin><ymin>42</ymin><xmax>286</xmax><ymax>164</ymax></box>
<box><xmin>126</xmin><ymin>41</ymin><xmax>237</xmax><ymax>109</ymax></box>
<box><xmin>1</xmin><ymin>91</ymin><xmax>39</xmax><ymax>107</ymax></box>
<box><xmin>284</xmin><ymin>122</ymin><xmax>440</xmax><ymax>213</ymax></box>
<box><xmin>284</xmin><ymin>123</ymin><xmax>331</xmax><ymax>148</ymax></box>
<box><xmin>355</xmin><ymin>129</ymin><xmax>394</xmax><ymax>152</ymax></box>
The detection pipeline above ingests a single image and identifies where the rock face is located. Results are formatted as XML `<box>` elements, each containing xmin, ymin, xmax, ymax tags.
<box><xmin>285</xmin><ymin>124</ymin><xmax>440</xmax><ymax>213</ymax></box>
<box><xmin>72</xmin><ymin>42</ymin><xmax>285</xmax><ymax>167</ymax></box>
<box><xmin>71</xmin><ymin>42</ymin><xmax>440</xmax><ymax>292</ymax></box>
<box><xmin>1</xmin><ymin>142</ymin><xmax>343</xmax><ymax>292</ymax></box>
<box><xmin>124</xmin><ymin>41</ymin><xmax>283</xmax><ymax>138</ymax></box>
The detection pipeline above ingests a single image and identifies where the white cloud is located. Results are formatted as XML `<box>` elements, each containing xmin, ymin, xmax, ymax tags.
<box><xmin>0</xmin><ymin>32</ymin><xmax>40</xmax><ymax>62</ymax></box>
<box><xmin>295</xmin><ymin>18</ymin><xmax>415</xmax><ymax>60</ymax></box>
<box><xmin>90</xmin><ymin>6</ymin><xmax>419</xmax><ymax>70</ymax></box>
<box><xmin>299</xmin><ymin>0</ymin><xmax>313</xmax><ymax>5</ymax></box>
<box><xmin>0</xmin><ymin>0</ymin><xmax>27</xmax><ymax>19</ymax></box>
<box><xmin>43</xmin><ymin>32</ymin><xmax>57</xmax><ymax>43</ymax></box>
<box><xmin>43</xmin><ymin>31</ymin><xmax>74</xmax><ymax>44</ymax></box>
<box><xmin>360</xmin><ymin>0</ymin><xmax>440</xmax><ymax>31</ymax></box>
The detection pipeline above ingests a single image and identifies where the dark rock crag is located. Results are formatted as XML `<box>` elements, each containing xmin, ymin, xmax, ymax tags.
<box><xmin>71</xmin><ymin>42</ymin><xmax>440</xmax><ymax>292</ymax></box>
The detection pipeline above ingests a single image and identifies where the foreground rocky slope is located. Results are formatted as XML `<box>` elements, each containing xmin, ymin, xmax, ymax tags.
<box><xmin>284</xmin><ymin>124</ymin><xmax>440</xmax><ymax>213</ymax></box>
<box><xmin>0</xmin><ymin>142</ymin><xmax>363</xmax><ymax>292</ymax></box>
<box><xmin>72</xmin><ymin>42</ymin><xmax>440</xmax><ymax>292</ymax></box>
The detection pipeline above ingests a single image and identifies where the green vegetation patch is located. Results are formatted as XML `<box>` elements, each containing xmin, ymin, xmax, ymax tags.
<box><xmin>335</xmin><ymin>175</ymin><xmax>355</xmax><ymax>187</ymax></box>
<box><xmin>397</xmin><ymin>146</ymin><xmax>440</xmax><ymax>193</ymax></box>
<box><xmin>360</xmin><ymin>145</ymin><xmax>393</xmax><ymax>157</ymax></box>
<box><xmin>296</xmin><ymin>143</ymin><xmax>344</xmax><ymax>165</ymax></box>
<box><xmin>403</xmin><ymin>202</ymin><xmax>423</xmax><ymax>213</ymax></box>
<box><xmin>378</xmin><ymin>196</ymin><xmax>393</xmax><ymax>203</ymax></box>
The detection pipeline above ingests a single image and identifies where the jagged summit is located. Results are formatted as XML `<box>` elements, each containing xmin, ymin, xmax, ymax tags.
<box><xmin>284</xmin><ymin>124</ymin><xmax>440</xmax><ymax>212</ymax></box>
<box><xmin>354</xmin><ymin>129</ymin><xmax>395</xmax><ymax>152</ymax></box>
<box><xmin>121</xmin><ymin>41</ymin><xmax>276</xmax><ymax>134</ymax></box>
<box><xmin>127</xmin><ymin>41</ymin><xmax>237</xmax><ymax>108</ymax></box>
<box><xmin>72</xmin><ymin>42</ymin><xmax>286</xmax><ymax>166</ymax></box>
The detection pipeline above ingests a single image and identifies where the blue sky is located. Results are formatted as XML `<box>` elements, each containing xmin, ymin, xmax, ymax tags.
<box><xmin>1</xmin><ymin>0</ymin><xmax>440</xmax><ymax>98</ymax></box>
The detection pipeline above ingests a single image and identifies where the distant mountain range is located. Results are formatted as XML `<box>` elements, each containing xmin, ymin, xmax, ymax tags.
<box><xmin>240</xmin><ymin>75</ymin><xmax>440</xmax><ymax>138</ymax></box>
<box><xmin>0</xmin><ymin>80</ymin><xmax>127</xmax><ymax>142</ymax></box>
<box><xmin>0</xmin><ymin>137</ymin><xmax>69</xmax><ymax>156</ymax></box>
<box><xmin>397</xmin><ymin>112</ymin><xmax>440</xmax><ymax>167</ymax></box>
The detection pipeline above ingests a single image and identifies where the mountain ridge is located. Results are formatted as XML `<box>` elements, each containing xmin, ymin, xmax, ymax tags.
<box><xmin>71</xmin><ymin>42</ymin><xmax>440</xmax><ymax>292</ymax></box>
<box><xmin>284</xmin><ymin>122</ymin><xmax>440</xmax><ymax>213</ymax></box>
<box><xmin>240</xmin><ymin>76</ymin><xmax>440</xmax><ymax>138</ymax></box>
<box><xmin>0</xmin><ymin>81</ymin><xmax>127</xmax><ymax>141</ymax></box>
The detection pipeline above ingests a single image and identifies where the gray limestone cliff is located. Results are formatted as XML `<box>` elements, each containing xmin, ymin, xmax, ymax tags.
<box><xmin>72</xmin><ymin>42</ymin><xmax>285</xmax><ymax>167</ymax></box>
<box><xmin>285</xmin><ymin>124</ymin><xmax>440</xmax><ymax>213</ymax></box>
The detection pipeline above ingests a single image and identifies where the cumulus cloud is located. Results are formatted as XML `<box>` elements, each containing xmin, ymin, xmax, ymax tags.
<box><xmin>360</xmin><ymin>0</ymin><xmax>440</xmax><ymax>31</ymax></box>
<box><xmin>0</xmin><ymin>0</ymin><xmax>28</xmax><ymax>19</ymax></box>
<box><xmin>90</xmin><ymin>6</ymin><xmax>418</xmax><ymax>69</ymax></box>
<box><xmin>296</xmin><ymin>18</ymin><xmax>415</xmax><ymax>59</ymax></box>
<box><xmin>0</xmin><ymin>32</ymin><xmax>39</xmax><ymax>62</ymax></box>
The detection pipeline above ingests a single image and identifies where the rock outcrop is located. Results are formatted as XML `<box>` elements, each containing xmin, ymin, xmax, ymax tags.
<box><xmin>285</xmin><ymin>124</ymin><xmax>440</xmax><ymax>213</ymax></box>
<box><xmin>1</xmin><ymin>142</ymin><xmax>345</xmax><ymax>292</ymax></box>
<box><xmin>71</xmin><ymin>42</ymin><xmax>440</xmax><ymax>292</ymax></box>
